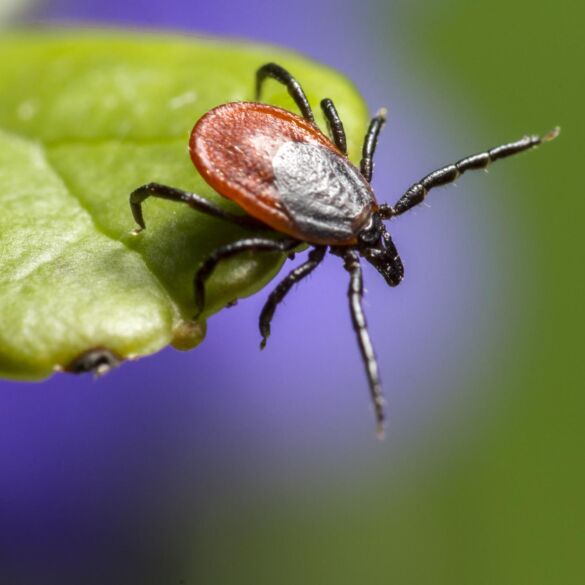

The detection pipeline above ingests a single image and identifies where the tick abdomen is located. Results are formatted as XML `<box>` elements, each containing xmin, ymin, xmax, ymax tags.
<box><xmin>190</xmin><ymin>102</ymin><xmax>375</xmax><ymax>245</ymax></box>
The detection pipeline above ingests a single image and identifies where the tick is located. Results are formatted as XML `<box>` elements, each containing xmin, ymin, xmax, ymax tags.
<box><xmin>129</xmin><ymin>62</ymin><xmax>558</xmax><ymax>437</ymax></box>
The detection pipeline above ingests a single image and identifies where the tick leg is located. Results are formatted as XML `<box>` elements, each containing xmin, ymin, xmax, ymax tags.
<box><xmin>360</xmin><ymin>108</ymin><xmax>387</xmax><ymax>183</ymax></box>
<box><xmin>320</xmin><ymin>98</ymin><xmax>347</xmax><ymax>154</ymax></box>
<box><xmin>129</xmin><ymin>182</ymin><xmax>267</xmax><ymax>232</ymax></box>
<box><xmin>256</xmin><ymin>63</ymin><xmax>315</xmax><ymax>123</ymax></box>
<box><xmin>342</xmin><ymin>249</ymin><xmax>385</xmax><ymax>438</ymax></box>
<box><xmin>193</xmin><ymin>237</ymin><xmax>299</xmax><ymax>318</ymax></box>
<box><xmin>380</xmin><ymin>127</ymin><xmax>560</xmax><ymax>218</ymax></box>
<box><xmin>259</xmin><ymin>245</ymin><xmax>326</xmax><ymax>349</ymax></box>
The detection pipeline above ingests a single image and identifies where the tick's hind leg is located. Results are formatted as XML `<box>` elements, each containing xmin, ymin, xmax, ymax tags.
<box><xmin>193</xmin><ymin>237</ymin><xmax>299</xmax><ymax>318</ymax></box>
<box><xmin>342</xmin><ymin>249</ymin><xmax>385</xmax><ymax>438</ymax></box>
<box><xmin>259</xmin><ymin>245</ymin><xmax>326</xmax><ymax>349</ymax></box>
<box><xmin>129</xmin><ymin>183</ymin><xmax>267</xmax><ymax>232</ymax></box>
<box><xmin>379</xmin><ymin>127</ymin><xmax>560</xmax><ymax>218</ymax></box>
<box><xmin>320</xmin><ymin>99</ymin><xmax>347</xmax><ymax>154</ymax></box>
<box><xmin>255</xmin><ymin>63</ymin><xmax>315</xmax><ymax>123</ymax></box>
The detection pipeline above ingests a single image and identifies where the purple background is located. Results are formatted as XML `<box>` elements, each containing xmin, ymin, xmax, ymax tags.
<box><xmin>1</xmin><ymin>1</ymin><xmax>508</xmax><ymax>582</ymax></box>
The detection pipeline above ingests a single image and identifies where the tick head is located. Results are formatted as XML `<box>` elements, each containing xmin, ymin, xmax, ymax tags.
<box><xmin>358</xmin><ymin>214</ymin><xmax>404</xmax><ymax>287</ymax></box>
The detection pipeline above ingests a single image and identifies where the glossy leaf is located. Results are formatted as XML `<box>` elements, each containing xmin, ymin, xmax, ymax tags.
<box><xmin>0</xmin><ymin>31</ymin><xmax>368</xmax><ymax>379</ymax></box>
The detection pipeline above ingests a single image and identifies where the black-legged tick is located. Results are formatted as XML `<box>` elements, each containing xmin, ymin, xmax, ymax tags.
<box><xmin>130</xmin><ymin>63</ymin><xmax>559</xmax><ymax>437</ymax></box>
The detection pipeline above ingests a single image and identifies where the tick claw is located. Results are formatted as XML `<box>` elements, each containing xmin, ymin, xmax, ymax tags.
<box><xmin>376</xmin><ymin>424</ymin><xmax>386</xmax><ymax>441</ymax></box>
<box><xmin>543</xmin><ymin>126</ymin><xmax>561</xmax><ymax>142</ymax></box>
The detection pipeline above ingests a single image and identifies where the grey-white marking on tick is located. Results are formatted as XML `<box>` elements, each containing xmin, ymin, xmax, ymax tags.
<box><xmin>272</xmin><ymin>142</ymin><xmax>374</xmax><ymax>241</ymax></box>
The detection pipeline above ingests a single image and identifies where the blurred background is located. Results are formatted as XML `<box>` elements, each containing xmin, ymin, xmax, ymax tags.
<box><xmin>0</xmin><ymin>0</ymin><xmax>582</xmax><ymax>583</ymax></box>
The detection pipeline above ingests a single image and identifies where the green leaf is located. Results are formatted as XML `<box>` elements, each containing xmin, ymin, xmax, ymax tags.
<box><xmin>0</xmin><ymin>30</ymin><xmax>368</xmax><ymax>380</ymax></box>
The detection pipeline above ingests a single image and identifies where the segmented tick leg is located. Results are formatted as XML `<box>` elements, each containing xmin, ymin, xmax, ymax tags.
<box><xmin>320</xmin><ymin>98</ymin><xmax>347</xmax><ymax>154</ymax></box>
<box><xmin>193</xmin><ymin>238</ymin><xmax>299</xmax><ymax>318</ymax></box>
<box><xmin>129</xmin><ymin>183</ymin><xmax>267</xmax><ymax>232</ymax></box>
<box><xmin>259</xmin><ymin>245</ymin><xmax>326</xmax><ymax>349</ymax></box>
<box><xmin>360</xmin><ymin>108</ymin><xmax>387</xmax><ymax>182</ymax></box>
<box><xmin>342</xmin><ymin>249</ymin><xmax>385</xmax><ymax>438</ymax></box>
<box><xmin>255</xmin><ymin>63</ymin><xmax>315</xmax><ymax>123</ymax></box>
<box><xmin>379</xmin><ymin>127</ymin><xmax>560</xmax><ymax>219</ymax></box>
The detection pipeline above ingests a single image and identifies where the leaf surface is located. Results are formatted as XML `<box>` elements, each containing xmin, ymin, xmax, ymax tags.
<box><xmin>0</xmin><ymin>31</ymin><xmax>368</xmax><ymax>379</ymax></box>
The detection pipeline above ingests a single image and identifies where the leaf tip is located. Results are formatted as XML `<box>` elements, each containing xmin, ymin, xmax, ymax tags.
<box><xmin>171</xmin><ymin>319</ymin><xmax>207</xmax><ymax>351</ymax></box>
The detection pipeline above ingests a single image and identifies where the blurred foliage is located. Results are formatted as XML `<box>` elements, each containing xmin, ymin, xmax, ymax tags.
<box><xmin>0</xmin><ymin>31</ymin><xmax>368</xmax><ymax>379</ymax></box>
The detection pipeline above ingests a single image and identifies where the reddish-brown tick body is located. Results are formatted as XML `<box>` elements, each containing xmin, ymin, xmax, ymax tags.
<box><xmin>190</xmin><ymin>102</ymin><xmax>377</xmax><ymax>246</ymax></box>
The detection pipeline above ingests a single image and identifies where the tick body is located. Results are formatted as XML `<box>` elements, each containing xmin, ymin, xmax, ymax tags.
<box><xmin>130</xmin><ymin>62</ymin><xmax>558</xmax><ymax>437</ymax></box>
<box><xmin>190</xmin><ymin>102</ymin><xmax>376</xmax><ymax>245</ymax></box>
